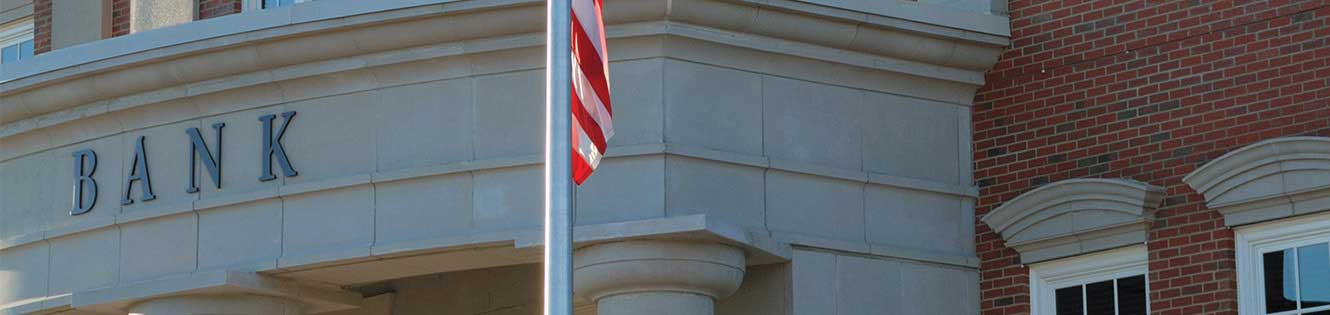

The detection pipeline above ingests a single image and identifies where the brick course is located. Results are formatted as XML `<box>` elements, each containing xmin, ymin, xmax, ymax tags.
<box><xmin>32</xmin><ymin>0</ymin><xmax>50</xmax><ymax>54</ymax></box>
<box><xmin>974</xmin><ymin>1</ymin><xmax>1330</xmax><ymax>315</ymax></box>
<box><xmin>112</xmin><ymin>0</ymin><xmax>130</xmax><ymax>37</ymax></box>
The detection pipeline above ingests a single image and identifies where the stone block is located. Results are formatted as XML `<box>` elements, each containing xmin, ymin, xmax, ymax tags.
<box><xmin>282</xmin><ymin>91</ymin><xmax>379</xmax><ymax>185</ymax></box>
<box><xmin>0</xmin><ymin>241</ymin><xmax>49</xmax><ymax>305</ymax></box>
<box><xmin>474</xmin><ymin>70</ymin><xmax>542</xmax><ymax>159</ymax></box>
<box><xmin>47</xmin><ymin>135</ymin><xmax>124</xmax><ymax>230</ymax></box>
<box><xmin>282</xmin><ymin>185</ymin><xmax>375</xmax><ymax>256</ymax></box>
<box><xmin>791</xmin><ymin>249</ymin><xmax>836</xmax><ymax>315</ymax></box>
<box><xmin>197</xmin><ymin>107</ymin><xmax>283</xmax><ymax>197</ymax></box>
<box><xmin>664</xmin><ymin>156</ymin><xmax>765</xmax><ymax>230</ymax></box>
<box><xmin>766</xmin><ymin>171</ymin><xmax>865</xmax><ymax>242</ymax></box>
<box><xmin>374</xmin><ymin>173</ymin><xmax>474</xmax><ymax>245</ymax></box>
<box><xmin>48</xmin><ymin>226</ymin><xmax>119</xmax><ymax>294</ymax></box>
<box><xmin>717</xmin><ymin>263</ymin><xmax>791</xmax><ymax>315</ymax></box>
<box><xmin>606</xmin><ymin>59</ymin><xmax>664</xmax><ymax>146</ymax></box>
<box><xmin>862</xmin><ymin>92</ymin><xmax>961</xmax><ymax>184</ymax></box>
<box><xmin>663</xmin><ymin>60</ymin><xmax>762</xmax><ymax>156</ymax></box>
<box><xmin>472</xmin><ymin>166</ymin><xmax>541</xmax><ymax>232</ymax></box>
<box><xmin>762</xmin><ymin>76</ymin><xmax>863</xmax><ymax>171</ymax></box>
<box><xmin>900</xmin><ymin>263</ymin><xmax>979</xmax><ymax>315</ymax></box>
<box><xmin>835</xmin><ymin>255</ymin><xmax>902</xmax><ymax>315</ymax></box>
<box><xmin>1</xmin><ymin>152</ymin><xmax>53</xmax><ymax>241</ymax></box>
<box><xmin>198</xmin><ymin>198</ymin><xmax>283</xmax><ymax>271</ymax></box>
<box><xmin>575</xmin><ymin>155</ymin><xmax>665</xmax><ymax>225</ymax></box>
<box><xmin>865</xmin><ymin>186</ymin><xmax>966</xmax><ymax>255</ymax></box>
<box><xmin>375</xmin><ymin>79</ymin><xmax>474</xmax><ymax>172</ymax></box>
<box><xmin>119</xmin><ymin>120</ymin><xmax>200</xmax><ymax>216</ymax></box>
<box><xmin>119</xmin><ymin>212</ymin><xmax>197</xmax><ymax>283</ymax></box>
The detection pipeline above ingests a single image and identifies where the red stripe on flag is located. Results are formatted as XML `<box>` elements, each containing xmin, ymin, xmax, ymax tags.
<box><xmin>572</xmin><ymin>150</ymin><xmax>594</xmax><ymax>184</ymax></box>
<box><xmin>571</xmin><ymin>11</ymin><xmax>612</xmax><ymax>115</ymax></box>
<box><xmin>572</xmin><ymin>87</ymin><xmax>608</xmax><ymax>153</ymax></box>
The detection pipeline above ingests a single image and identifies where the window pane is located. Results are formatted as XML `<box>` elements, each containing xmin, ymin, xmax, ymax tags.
<box><xmin>1</xmin><ymin>45</ymin><xmax>16</xmax><ymax>64</ymax></box>
<box><xmin>19</xmin><ymin>40</ymin><xmax>33</xmax><ymax>60</ymax></box>
<box><xmin>1266</xmin><ymin>249</ymin><xmax>1299</xmax><ymax>313</ymax></box>
<box><xmin>1086</xmin><ymin>280</ymin><xmax>1115</xmax><ymax>315</ymax></box>
<box><xmin>1056</xmin><ymin>286</ymin><xmax>1084</xmax><ymax>315</ymax></box>
<box><xmin>1301</xmin><ymin>243</ymin><xmax>1330</xmax><ymax>309</ymax></box>
<box><xmin>1117</xmin><ymin>275</ymin><xmax>1148</xmax><ymax>315</ymax></box>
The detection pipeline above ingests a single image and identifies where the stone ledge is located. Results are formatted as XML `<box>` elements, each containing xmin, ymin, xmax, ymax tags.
<box><xmin>982</xmin><ymin>178</ymin><xmax>1165</xmax><ymax>264</ymax></box>
<box><xmin>70</xmin><ymin>271</ymin><xmax>362</xmax><ymax>315</ymax></box>
<box><xmin>267</xmin><ymin>214</ymin><xmax>790</xmax><ymax>286</ymax></box>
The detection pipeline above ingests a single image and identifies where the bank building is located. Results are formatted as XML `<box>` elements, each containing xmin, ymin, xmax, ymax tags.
<box><xmin>0</xmin><ymin>0</ymin><xmax>1008</xmax><ymax>314</ymax></box>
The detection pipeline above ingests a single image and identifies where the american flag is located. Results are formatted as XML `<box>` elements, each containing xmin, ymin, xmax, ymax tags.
<box><xmin>570</xmin><ymin>0</ymin><xmax>612</xmax><ymax>185</ymax></box>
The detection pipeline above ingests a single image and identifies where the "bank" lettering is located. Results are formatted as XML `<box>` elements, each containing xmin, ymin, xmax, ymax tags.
<box><xmin>69</xmin><ymin>112</ymin><xmax>299</xmax><ymax>215</ymax></box>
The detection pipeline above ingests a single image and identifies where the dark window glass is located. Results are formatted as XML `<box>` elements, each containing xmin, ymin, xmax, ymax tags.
<box><xmin>1301</xmin><ymin>244</ymin><xmax>1330</xmax><ymax>309</ymax></box>
<box><xmin>1056</xmin><ymin>285</ymin><xmax>1084</xmax><ymax>315</ymax></box>
<box><xmin>1266</xmin><ymin>249</ymin><xmax>1299</xmax><ymax>313</ymax></box>
<box><xmin>1086</xmin><ymin>280</ymin><xmax>1116</xmax><ymax>315</ymax></box>
<box><xmin>1117</xmin><ymin>275</ymin><xmax>1148</xmax><ymax>315</ymax></box>
<box><xmin>18</xmin><ymin>39</ymin><xmax>32</xmax><ymax>60</ymax></box>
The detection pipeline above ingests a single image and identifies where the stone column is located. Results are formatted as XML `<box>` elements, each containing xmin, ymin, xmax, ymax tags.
<box><xmin>128</xmin><ymin>294</ymin><xmax>305</xmax><ymax>315</ymax></box>
<box><xmin>574</xmin><ymin>240</ymin><xmax>746</xmax><ymax>315</ymax></box>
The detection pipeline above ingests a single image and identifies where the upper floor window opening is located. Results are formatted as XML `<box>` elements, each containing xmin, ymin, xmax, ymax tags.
<box><xmin>0</xmin><ymin>18</ymin><xmax>35</xmax><ymax>68</ymax></box>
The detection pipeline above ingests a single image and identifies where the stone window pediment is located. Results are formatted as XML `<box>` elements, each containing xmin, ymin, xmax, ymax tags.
<box><xmin>1183</xmin><ymin>136</ymin><xmax>1330</xmax><ymax>226</ymax></box>
<box><xmin>982</xmin><ymin>179</ymin><xmax>1165</xmax><ymax>264</ymax></box>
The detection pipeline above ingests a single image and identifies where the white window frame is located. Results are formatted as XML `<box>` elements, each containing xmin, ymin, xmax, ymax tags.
<box><xmin>1236</xmin><ymin>210</ymin><xmax>1330</xmax><ymax>315</ymax></box>
<box><xmin>1030</xmin><ymin>245</ymin><xmax>1150</xmax><ymax>315</ymax></box>
<box><xmin>0</xmin><ymin>18</ymin><xmax>35</xmax><ymax>50</ymax></box>
<box><xmin>241</xmin><ymin>0</ymin><xmax>309</xmax><ymax>12</ymax></box>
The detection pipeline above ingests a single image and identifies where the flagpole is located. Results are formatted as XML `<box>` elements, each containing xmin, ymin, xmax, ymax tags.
<box><xmin>543</xmin><ymin>0</ymin><xmax>574</xmax><ymax>314</ymax></box>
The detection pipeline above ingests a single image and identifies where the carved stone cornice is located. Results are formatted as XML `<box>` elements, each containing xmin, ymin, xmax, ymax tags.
<box><xmin>1182</xmin><ymin>137</ymin><xmax>1330</xmax><ymax>226</ymax></box>
<box><xmin>982</xmin><ymin>179</ymin><xmax>1165</xmax><ymax>264</ymax></box>
<box><xmin>1</xmin><ymin>0</ymin><xmax>1006</xmax><ymax>129</ymax></box>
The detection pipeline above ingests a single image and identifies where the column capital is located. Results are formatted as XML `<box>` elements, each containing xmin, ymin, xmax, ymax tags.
<box><xmin>573</xmin><ymin>240</ymin><xmax>746</xmax><ymax>302</ymax></box>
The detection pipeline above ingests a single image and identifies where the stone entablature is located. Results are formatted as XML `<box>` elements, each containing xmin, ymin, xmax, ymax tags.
<box><xmin>1182</xmin><ymin>136</ymin><xmax>1330</xmax><ymax>226</ymax></box>
<box><xmin>982</xmin><ymin>179</ymin><xmax>1165</xmax><ymax>264</ymax></box>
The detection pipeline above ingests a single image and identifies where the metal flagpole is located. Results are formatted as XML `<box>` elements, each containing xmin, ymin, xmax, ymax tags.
<box><xmin>543</xmin><ymin>0</ymin><xmax>574</xmax><ymax>314</ymax></box>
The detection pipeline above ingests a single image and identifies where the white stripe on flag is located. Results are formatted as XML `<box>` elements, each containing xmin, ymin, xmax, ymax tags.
<box><xmin>573</xmin><ymin>57</ymin><xmax>614</xmax><ymax>140</ymax></box>
<box><xmin>573</xmin><ymin>117</ymin><xmax>602</xmax><ymax>169</ymax></box>
<box><xmin>572</xmin><ymin>0</ymin><xmax>604</xmax><ymax>59</ymax></box>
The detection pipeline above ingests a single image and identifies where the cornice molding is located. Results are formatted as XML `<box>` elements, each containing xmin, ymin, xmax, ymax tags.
<box><xmin>982</xmin><ymin>178</ymin><xmax>1165</xmax><ymax>264</ymax></box>
<box><xmin>1182</xmin><ymin>136</ymin><xmax>1330</xmax><ymax>226</ymax></box>
<box><xmin>1</xmin><ymin>0</ymin><xmax>1006</xmax><ymax>127</ymax></box>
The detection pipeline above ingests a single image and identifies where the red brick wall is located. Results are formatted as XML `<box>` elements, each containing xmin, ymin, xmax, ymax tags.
<box><xmin>974</xmin><ymin>1</ymin><xmax>1330</xmax><ymax>315</ymax></box>
<box><xmin>111</xmin><ymin>0</ymin><xmax>130</xmax><ymax>37</ymax></box>
<box><xmin>198</xmin><ymin>0</ymin><xmax>242</xmax><ymax>20</ymax></box>
<box><xmin>33</xmin><ymin>0</ymin><xmax>51</xmax><ymax>54</ymax></box>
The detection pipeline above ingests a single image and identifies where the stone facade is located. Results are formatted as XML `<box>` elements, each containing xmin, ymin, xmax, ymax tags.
<box><xmin>0</xmin><ymin>0</ymin><xmax>1008</xmax><ymax>314</ymax></box>
<box><xmin>974</xmin><ymin>1</ymin><xmax>1330</xmax><ymax>314</ymax></box>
